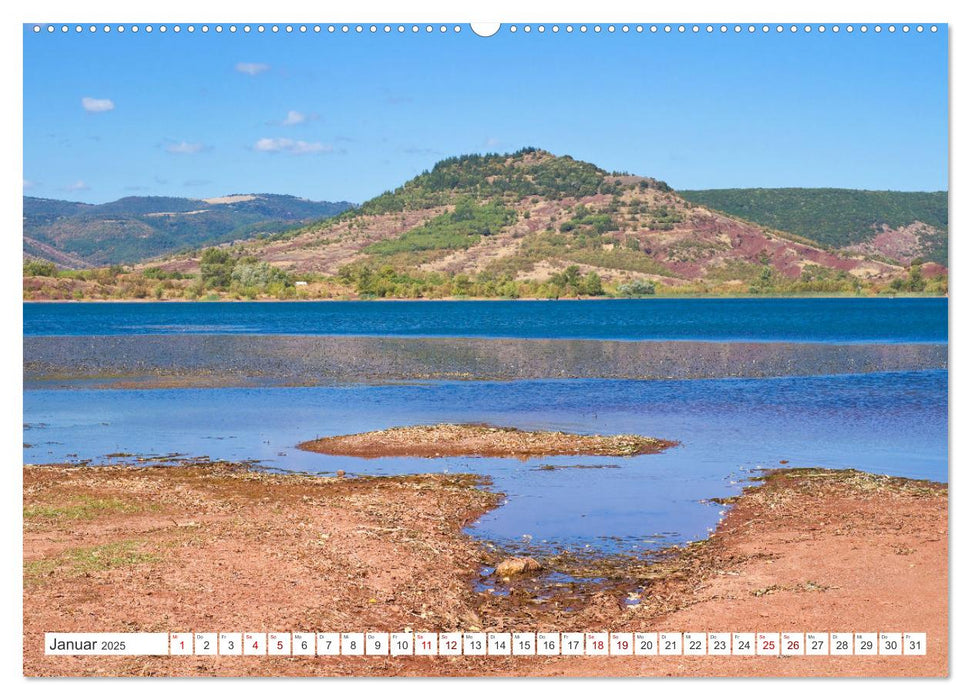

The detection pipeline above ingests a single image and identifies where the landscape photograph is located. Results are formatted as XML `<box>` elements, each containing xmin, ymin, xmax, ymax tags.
<box><xmin>22</xmin><ymin>22</ymin><xmax>948</xmax><ymax>678</ymax></box>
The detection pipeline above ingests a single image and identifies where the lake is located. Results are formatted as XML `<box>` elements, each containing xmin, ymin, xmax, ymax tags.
<box><xmin>22</xmin><ymin>299</ymin><xmax>948</xmax><ymax>558</ymax></box>
<box><xmin>24</xmin><ymin>297</ymin><xmax>947</xmax><ymax>343</ymax></box>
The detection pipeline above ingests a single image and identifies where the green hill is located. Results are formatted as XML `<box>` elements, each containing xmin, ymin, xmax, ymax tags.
<box><xmin>679</xmin><ymin>188</ymin><xmax>947</xmax><ymax>265</ymax></box>
<box><xmin>358</xmin><ymin>147</ymin><xmax>671</xmax><ymax>215</ymax></box>
<box><xmin>23</xmin><ymin>194</ymin><xmax>355</xmax><ymax>267</ymax></box>
<box><xmin>176</xmin><ymin>149</ymin><xmax>930</xmax><ymax>298</ymax></box>
<box><xmin>25</xmin><ymin>151</ymin><xmax>948</xmax><ymax>300</ymax></box>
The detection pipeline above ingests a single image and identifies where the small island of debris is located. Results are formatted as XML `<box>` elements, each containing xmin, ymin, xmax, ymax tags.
<box><xmin>297</xmin><ymin>423</ymin><xmax>676</xmax><ymax>459</ymax></box>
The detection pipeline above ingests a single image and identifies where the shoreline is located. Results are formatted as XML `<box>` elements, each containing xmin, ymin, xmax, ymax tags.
<box><xmin>22</xmin><ymin>293</ymin><xmax>947</xmax><ymax>303</ymax></box>
<box><xmin>23</xmin><ymin>463</ymin><xmax>947</xmax><ymax>677</ymax></box>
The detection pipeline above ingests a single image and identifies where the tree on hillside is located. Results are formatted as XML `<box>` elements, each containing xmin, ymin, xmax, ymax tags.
<box><xmin>907</xmin><ymin>263</ymin><xmax>926</xmax><ymax>292</ymax></box>
<box><xmin>200</xmin><ymin>248</ymin><xmax>234</xmax><ymax>289</ymax></box>
<box><xmin>581</xmin><ymin>271</ymin><xmax>604</xmax><ymax>296</ymax></box>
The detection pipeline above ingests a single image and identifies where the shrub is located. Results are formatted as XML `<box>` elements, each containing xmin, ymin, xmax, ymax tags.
<box><xmin>618</xmin><ymin>279</ymin><xmax>656</xmax><ymax>296</ymax></box>
<box><xmin>24</xmin><ymin>260</ymin><xmax>58</xmax><ymax>277</ymax></box>
<box><xmin>200</xmin><ymin>248</ymin><xmax>234</xmax><ymax>289</ymax></box>
<box><xmin>231</xmin><ymin>261</ymin><xmax>292</xmax><ymax>290</ymax></box>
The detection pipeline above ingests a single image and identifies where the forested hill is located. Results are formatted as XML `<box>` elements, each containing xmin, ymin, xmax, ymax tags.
<box><xmin>23</xmin><ymin>194</ymin><xmax>354</xmax><ymax>267</ymax></box>
<box><xmin>137</xmin><ymin>148</ymin><xmax>932</xmax><ymax>298</ymax></box>
<box><xmin>356</xmin><ymin>148</ymin><xmax>671</xmax><ymax>215</ymax></box>
<box><xmin>680</xmin><ymin>188</ymin><xmax>947</xmax><ymax>266</ymax></box>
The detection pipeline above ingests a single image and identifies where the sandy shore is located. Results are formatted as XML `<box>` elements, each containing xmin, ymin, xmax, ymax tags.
<box><xmin>298</xmin><ymin>424</ymin><xmax>675</xmax><ymax>458</ymax></box>
<box><xmin>23</xmin><ymin>464</ymin><xmax>947</xmax><ymax>677</ymax></box>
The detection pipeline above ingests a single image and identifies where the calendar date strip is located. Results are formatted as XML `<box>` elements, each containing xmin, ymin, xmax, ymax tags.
<box><xmin>46</xmin><ymin>631</ymin><xmax>926</xmax><ymax>657</ymax></box>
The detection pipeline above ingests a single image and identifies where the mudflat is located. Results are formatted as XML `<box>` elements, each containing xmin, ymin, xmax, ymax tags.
<box><xmin>23</xmin><ymin>464</ymin><xmax>946</xmax><ymax>677</ymax></box>
<box><xmin>298</xmin><ymin>424</ymin><xmax>676</xmax><ymax>459</ymax></box>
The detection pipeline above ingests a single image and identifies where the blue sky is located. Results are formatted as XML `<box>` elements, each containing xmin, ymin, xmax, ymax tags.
<box><xmin>23</xmin><ymin>25</ymin><xmax>948</xmax><ymax>204</ymax></box>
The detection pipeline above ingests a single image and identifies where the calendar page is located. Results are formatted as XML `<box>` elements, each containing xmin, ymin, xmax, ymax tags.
<box><xmin>20</xmin><ymin>10</ymin><xmax>949</xmax><ymax>681</ymax></box>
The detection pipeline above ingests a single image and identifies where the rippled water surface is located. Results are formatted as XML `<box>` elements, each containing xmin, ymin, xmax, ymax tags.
<box><xmin>23</xmin><ymin>371</ymin><xmax>947</xmax><ymax>555</ymax></box>
<box><xmin>24</xmin><ymin>298</ymin><xmax>947</xmax><ymax>343</ymax></box>
<box><xmin>23</xmin><ymin>298</ymin><xmax>948</xmax><ymax>556</ymax></box>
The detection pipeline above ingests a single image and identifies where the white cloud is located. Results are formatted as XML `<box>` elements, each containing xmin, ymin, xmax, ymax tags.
<box><xmin>24</xmin><ymin>179</ymin><xmax>35</xmax><ymax>190</ymax></box>
<box><xmin>253</xmin><ymin>137</ymin><xmax>332</xmax><ymax>155</ymax></box>
<box><xmin>82</xmin><ymin>97</ymin><xmax>115</xmax><ymax>113</ymax></box>
<box><xmin>65</xmin><ymin>180</ymin><xmax>89</xmax><ymax>192</ymax></box>
<box><xmin>269</xmin><ymin>110</ymin><xmax>319</xmax><ymax>127</ymax></box>
<box><xmin>165</xmin><ymin>140</ymin><xmax>207</xmax><ymax>155</ymax></box>
<box><xmin>253</xmin><ymin>138</ymin><xmax>284</xmax><ymax>152</ymax></box>
<box><xmin>236</xmin><ymin>62</ymin><xmax>269</xmax><ymax>76</ymax></box>
<box><xmin>282</xmin><ymin>110</ymin><xmax>306</xmax><ymax>126</ymax></box>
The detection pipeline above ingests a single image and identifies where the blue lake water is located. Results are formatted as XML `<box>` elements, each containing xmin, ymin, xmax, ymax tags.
<box><xmin>23</xmin><ymin>298</ymin><xmax>948</xmax><ymax>557</ymax></box>
<box><xmin>24</xmin><ymin>298</ymin><xmax>948</xmax><ymax>343</ymax></box>
<box><xmin>23</xmin><ymin>371</ymin><xmax>948</xmax><ymax>556</ymax></box>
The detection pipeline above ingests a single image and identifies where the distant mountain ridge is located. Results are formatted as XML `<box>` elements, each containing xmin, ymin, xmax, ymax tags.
<box><xmin>23</xmin><ymin>193</ymin><xmax>355</xmax><ymax>266</ymax></box>
<box><xmin>680</xmin><ymin>188</ymin><xmax>947</xmax><ymax>266</ymax></box>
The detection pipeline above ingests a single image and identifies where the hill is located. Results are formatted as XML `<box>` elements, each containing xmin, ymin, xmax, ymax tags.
<box><xmin>23</xmin><ymin>149</ymin><xmax>948</xmax><ymax>300</ymax></box>
<box><xmin>174</xmin><ymin>149</ymin><xmax>932</xmax><ymax>294</ymax></box>
<box><xmin>679</xmin><ymin>188</ymin><xmax>947</xmax><ymax>266</ymax></box>
<box><xmin>23</xmin><ymin>194</ymin><xmax>354</xmax><ymax>267</ymax></box>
